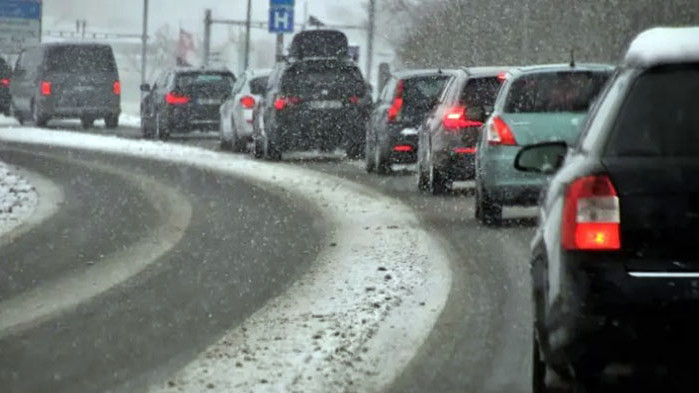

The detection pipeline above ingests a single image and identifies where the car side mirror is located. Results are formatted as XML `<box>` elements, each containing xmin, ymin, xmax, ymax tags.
<box><xmin>514</xmin><ymin>141</ymin><xmax>568</xmax><ymax>174</ymax></box>
<box><xmin>466</xmin><ymin>106</ymin><xmax>485</xmax><ymax>123</ymax></box>
<box><xmin>140</xmin><ymin>83</ymin><xmax>151</xmax><ymax>92</ymax></box>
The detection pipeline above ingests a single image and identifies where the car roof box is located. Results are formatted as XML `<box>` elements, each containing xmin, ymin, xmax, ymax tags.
<box><xmin>289</xmin><ymin>30</ymin><xmax>349</xmax><ymax>60</ymax></box>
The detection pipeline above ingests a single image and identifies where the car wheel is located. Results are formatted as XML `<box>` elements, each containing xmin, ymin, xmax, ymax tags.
<box><xmin>156</xmin><ymin>113</ymin><xmax>169</xmax><ymax>141</ymax></box>
<box><xmin>416</xmin><ymin>159</ymin><xmax>429</xmax><ymax>191</ymax></box>
<box><xmin>476</xmin><ymin>181</ymin><xmax>503</xmax><ymax>225</ymax></box>
<box><xmin>365</xmin><ymin>141</ymin><xmax>376</xmax><ymax>173</ymax></box>
<box><xmin>141</xmin><ymin>114</ymin><xmax>155</xmax><ymax>139</ymax></box>
<box><xmin>220</xmin><ymin>139</ymin><xmax>233</xmax><ymax>151</ymax></box>
<box><xmin>265</xmin><ymin>137</ymin><xmax>282</xmax><ymax>161</ymax></box>
<box><xmin>375</xmin><ymin>144</ymin><xmax>392</xmax><ymax>175</ymax></box>
<box><xmin>252</xmin><ymin>137</ymin><xmax>264</xmax><ymax>159</ymax></box>
<box><xmin>533</xmin><ymin>334</ymin><xmax>549</xmax><ymax>393</ymax></box>
<box><xmin>346</xmin><ymin>138</ymin><xmax>364</xmax><ymax>160</ymax></box>
<box><xmin>11</xmin><ymin>104</ymin><xmax>24</xmax><ymax>125</ymax></box>
<box><xmin>105</xmin><ymin>114</ymin><xmax>119</xmax><ymax>129</ymax></box>
<box><xmin>80</xmin><ymin>117</ymin><xmax>94</xmax><ymax>129</ymax></box>
<box><xmin>32</xmin><ymin>101</ymin><xmax>49</xmax><ymax>128</ymax></box>
<box><xmin>429</xmin><ymin>163</ymin><xmax>449</xmax><ymax>195</ymax></box>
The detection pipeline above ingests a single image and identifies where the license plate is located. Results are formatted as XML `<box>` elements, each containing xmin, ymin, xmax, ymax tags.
<box><xmin>308</xmin><ymin>100</ymin><xmax>343</xmax><ymax>109</ymax></box>
<box><xmin>198</xmin><ymin>98</ymin><xmax>221</xmax><ymax>105</ymax></box>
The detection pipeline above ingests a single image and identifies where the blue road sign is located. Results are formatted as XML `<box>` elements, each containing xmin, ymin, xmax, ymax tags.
<box><xmin>269</xmin><ymin>0</ymin><xmax>294</xmax><ymax>34</ymax></box>
<box><xmin>0</xmin><ymin>0</ymin><xmax>42</xmax><ymax>20</ymax></box>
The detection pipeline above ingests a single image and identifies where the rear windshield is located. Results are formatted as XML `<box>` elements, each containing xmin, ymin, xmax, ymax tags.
<box><xmin>282</xmin><ymin>62</ymin><xmax>365</xmax><ymax>97</ymax></box>
<box><xmin>400</xmin><ymin>75</ymin><xmax>450</xmax><ymax>118</ymax></box>
<box><xmin>46</xmin><ymin>46</ymin><xmax>117</xmax><ymax>73</ymax></box>
<box><xmin>176</xmin><ymin>72</ymin><xmax>235</xmax><ymax>90</ymax></box>
<box><xmin>607</xmin><ymin>65</ymin><xmax>699</xmax><ymax>157</ymax></box>
<box><xmin>460</xmin><ymin>77</ymin><xmax>502</xmax><ymax>108</ymax></box>
<box><xmin>505</xmin><ymin>71</ymin><xmax>610</xmax><ymax>113</ymax></box>
<box><xmin>249</xmin><ymin>76</ymin><xmax>269</xmax><ymax>95</ymax></box>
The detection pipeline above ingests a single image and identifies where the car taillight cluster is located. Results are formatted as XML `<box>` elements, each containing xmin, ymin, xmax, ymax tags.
<box><xmin>487</xmin><ymin>116</ymin><xmax>517</xmax><ymax>146</ymax></box>
<box><xmin>166</xmin><ymin>92</ymin><xmax>190</xmax><ymax>105</ymax></box>
<box><xmin>562</xmin><ymin>174</ymin><xmax>621</xmax><ymax>251</ymax></box>
<box><xmin>442</xmin><ymin>106</ymin><xmax>483</xmax><ymax>131</ymax></box>
<box><xmin>274</xmin><ymin>96</ymin><xmax>301</xmax><ymax>110</ymax></box>
<box><xmin>387</xmin><ymin>80</ymin><xmax>404</xmax><ymax>123</ymax></box>
<box><xmin>240</xmin><ymin>95</ymin><xmax>255</xmax><ymax>109</ymax></box>
<box><xmin>113</xmin><ymin>81</ymin><xmax>122</xmax><ymax>96</ymax></box>
<box><xmin>41</xmin><ymin>81</ymin><xmax>52</xmax><ymax>96</ymax></box>
<box><xmin>0</xmin><ymin>78</ymin><xmax>9</xmax><ymax>87</ymax></box>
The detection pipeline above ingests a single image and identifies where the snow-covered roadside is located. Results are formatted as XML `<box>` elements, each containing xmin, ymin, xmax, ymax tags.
<box><xmin>0</xmin><ymin>161</ymin><xmax>38</xmax><ymax>237</ymax></box>
<box><xmin>0</xmin><ymin>127</ymin><xmax>453</xmax><ymax>393</ymax></box>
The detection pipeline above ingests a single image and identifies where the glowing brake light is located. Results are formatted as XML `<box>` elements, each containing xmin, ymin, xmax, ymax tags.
<box><xmin>387</xmin><ymin>80</ymin><xmax>404</xmax><ymax>122</ymax></box>
<box><xmin>349</xmin><ymin>95</ymin><xmax>359</xmax><ymax>104</ymax></box>
<box><xmin>442</xmin><ymin>106</ymin><xmax>483</xmax><ymax>130</ymax></box>
<box><xmin>497</xmin><ymin>72</ymin><xmax>508</xmax><ymax>83</ymax></box>
<box><xmin>487</xmin><ymin>116</ymin><xmax>517</xmax><ymax>146</ymax></box>
<box><xmin>274</xmin><ymin>96</ymin><xmax>301</xmax><ymax>110</ymax></box>
<box><xmin>393</xmin><ymin>145</ymin><xmax>413</xmax><ymax>152</ymax></box>
<box><xmin>113</xmin><ymin>81</ymin><xmax>121</xmax><ymax>96</ymax></box>
<box><xmin>1</xmin><ymin>78</ymin><xmax>9</xmax><ymax>87</ymax></box>
<box><xmin>165</xmin><ymin>92</ymin><xmax>190</xmax><ymax>105</ymax></box>
<box><xmin>240</xmin><ymin>95</ymin><xmax>255</xmax><ymax>109</ymax></box>
<box><xmin>562</xmin><ymin>175</ymin><xmax>621</xmax><ymax>251</ymax></box>
<box><xmin>41</xmin><ymin>81</ymin><xmax>52</xmax><ymax>96</ymax></box>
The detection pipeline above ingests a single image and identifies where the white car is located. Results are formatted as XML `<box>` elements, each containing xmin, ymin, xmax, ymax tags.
<box><xmin>219</xmin><ymin>69</ymin><xmax>271</xmax><ymax>152</ymax></box>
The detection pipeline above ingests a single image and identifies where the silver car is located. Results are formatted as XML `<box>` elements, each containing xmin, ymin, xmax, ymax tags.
<box><xmin>219</xmin><ymin>69</ymin><xmax>271</xmax><ymax>152</ymax></box>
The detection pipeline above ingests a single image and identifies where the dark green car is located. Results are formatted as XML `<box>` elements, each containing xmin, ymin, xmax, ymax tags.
<box><xmin>475</xmin><ymin>64</ymin><xmax>613</xmax><ymax>225</ymax></box>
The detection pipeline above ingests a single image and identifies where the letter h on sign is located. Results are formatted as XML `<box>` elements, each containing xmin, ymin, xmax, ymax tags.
<box><xmin>269</xmin><ymin>0</ymin><xmax>295</xmax><ymax>34</ymax></box>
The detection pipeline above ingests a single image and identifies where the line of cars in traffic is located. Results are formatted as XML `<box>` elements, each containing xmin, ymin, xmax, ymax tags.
<box><xmin>207</xmin><ymin>26</ymin><xmax>699</xmax><ymax>392</ymax></box>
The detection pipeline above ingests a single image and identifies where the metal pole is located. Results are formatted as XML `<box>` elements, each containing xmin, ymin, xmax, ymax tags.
<box><xmin>365</xmin><ymin>0</ymin><xmax>376</xmax><ymax>84</ymax></box>
<box><xmin>244</xmin><ymin>0</ymin><xmax>252</xmax><ymax>70</ymax></box>
<box><xmin>141</xmin><ymin>0</ymin><xmax>149</xmax><ymax>87</ymax></box>
<box><xmin>204</xmin><ymin>9</ymin><xmax>212</xmax><ymax>66</ymax></box>
<box><xmin>275</xmin><ymin>34</ymin><xmax>284</xmax><ymax>61</ymax></box>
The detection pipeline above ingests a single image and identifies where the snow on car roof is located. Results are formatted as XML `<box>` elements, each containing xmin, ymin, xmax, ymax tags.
<box><xmin>624</xmin><ymin>27</ymin><xmax>699</xmax><ymax>67</ymax></box>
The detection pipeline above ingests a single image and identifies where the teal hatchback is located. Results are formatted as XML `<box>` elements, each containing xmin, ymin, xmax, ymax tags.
<box><xmin>474</xmin><ymin>64</ymin><xmax>613</xmax><ymax>225</ymax></box>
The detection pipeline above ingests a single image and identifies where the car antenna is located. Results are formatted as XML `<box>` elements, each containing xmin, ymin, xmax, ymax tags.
<box><xmin>570</xmin><ymin>48</ymin><xmax>576</xmax><ymax>67</ymax></box>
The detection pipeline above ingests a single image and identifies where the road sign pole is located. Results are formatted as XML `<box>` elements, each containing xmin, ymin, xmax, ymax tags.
<box><xmin>244</xmin><ymin>0</ymin><xmax>252</xmax><ymax>70</ymax></box>
<box><xmin>204</xmin><ymin>9</ymin><xmax>212</xmax><ymax>66</ymax></box>
<box><xmin>366</xmin><ymin>0</ymin><xmax>376</xmax><ymax>85</ymax></box>
<box><xmin>275</xmin><ymin>33</ymin><xmax>284</xmax><ymax>61</ymax></box>
<box><xmin>141</xmin><ymin>0</ymin><xmax>149</xmax><ymax>87</ymax></box>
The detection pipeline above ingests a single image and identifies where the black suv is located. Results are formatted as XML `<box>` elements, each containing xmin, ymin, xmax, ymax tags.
<box><xmin>10</xmin><ymin>43</ymin><xmax>121</xmax><ymax>128</ymax></box>
<box><xmin>516</xmin><ymin>27</ymin><xmax>699</xmax><ymax>392</ymax></box>
<box><xmin>365</xmin><ymin>69</ymin><xmax>455</xmax><ymax>175</ymax></box>
<box><xmin>140</xmin><ymin>68</ymin><xmax>236</xmax><ymax>139</ymax></box>
<box><xmin>253</xmin><ymin>30</ymin><xmax>371</xmax><ymax>160</ymax></box>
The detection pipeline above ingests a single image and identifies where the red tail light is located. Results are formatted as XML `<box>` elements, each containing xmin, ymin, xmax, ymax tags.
<box><xmin>1</xmin><ymin>78</ymin><xmax>9</xmax><ymax>87</ymax></box>
<box><xmin>487</xmin><ymin>116</ymin><xmax>517</xmax><ymax>146</ymax></box>
<box><xmin>442</xmin><ymin>106</ymin><xmax>483</xmax><ymax>131</ymax></box>
<box><xmin>393</xmin><ymin>145</ymin><xmax>413</xmax><ymax>152</ymax></box>
<box><xmin>113</xmin><ymin>81</ymin><xmax>121</xmax><ymax>96</ymax></box>
<box><xmin>240</xmin><ymin>95</ymin><xmax>255</xmax><ymax>109</ymax></box>
<box><xmin>454</xmin><ymin>147</ymin><xmax>477</xmax><ymax>154</ymax></box>
<box><xmin>562</xmin><ymin>175</ymin><xmax>621</xmax><ymax>251</ymax></box>
<box><xmin>274</xmin><ymin>96</ymin><xmax>300</xmax><ymax>111</ymax></box>
<box><xmin>165</xmin><ymin>92</ymin><xmax>190</xmax><ymax>105</ymax></box>
<box><xmin>387</xmin><ymin>80</ymin><xmax>404</xmax><ymax>123</ymax></box>
<box><xmin>349</xmin><ymin>95</ymin><xmax>359</xmax><ymax>104</ymax></box>
<box><xmin>497</xmin><ymin>72</ymin><xmax>508</xmax><ymax>83</ymax></box>
<box><xmin>41</xmin><ymin>81</ymin><xmax>52</xmax><ymax>96</ymax></box>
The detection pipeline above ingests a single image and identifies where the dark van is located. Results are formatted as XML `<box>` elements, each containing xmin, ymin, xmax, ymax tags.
<box><xmin>10</xmin><ymin>42</ymin><xmax>121</xmax><ymax>129</ymax></box>
<box><xmin>0</xmin><ymin>57</ymin><xmax>11</xmax><ymax>116</ymax></box>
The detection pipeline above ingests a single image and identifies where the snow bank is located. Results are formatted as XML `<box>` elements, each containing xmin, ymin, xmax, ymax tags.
<box><xmin>0</xmin><ymin>161</ymin><xmax>38</xmax><ymax>237</ymax></box>
<box><xmin>0</xmin><ymin>127</ymin><xmax>453</xmax><ymax>393</ymax></box>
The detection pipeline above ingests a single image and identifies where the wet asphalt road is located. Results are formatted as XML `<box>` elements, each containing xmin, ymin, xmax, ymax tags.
<box><xmin>0</xmin><ymin>142</ymin><xmax>325</xmax><ymax>393</ymax></box>
<box><xmin>1</xmin><ymin>120</ymin><xmax>538</xmax><ymax>393</ymax></box>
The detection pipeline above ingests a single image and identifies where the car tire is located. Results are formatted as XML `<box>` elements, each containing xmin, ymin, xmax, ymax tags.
<box><xmin>416</xmin><ymin>159</ymin><xmax>429</xmax><ymax>191</ymax></box>
<box><xmin>105</xmin><ymin>114</ymin><xmax>119</xmax><ymax>129</ymax></box>
<box><xmin>155</xmin><ymin>113</ymin><xmax>170</xmax><ymax>141</ymax></box>
<box><xmin>220</xmin><ymin>139</ymin><xmax>233</xmax><ymax>151</ymax></box>
<box><xmin>265</xmin><ymin>138</ymin><xmax>282</xmax><ymax>161</ymax></box>
<box><xmin>375</xmin><ymin>145</ymin><xmax>392</xmax><ymax>175</ymax></box>
<box><xmin>252</xmin><ymin>137</ymin><xmax>264</xmax><ymax>159</ymax></box>
<box><xmin>232</xmin><ymin>137</ymin><xmax>247</xmax><ymax>153</ymax></box>
<box><xmin>80</xmin><ymin>117</ymin><xmax>95</xmax><ymax>129</ymax></box>
<box><xmin>141</xmin><ymin>114</ymin><xmax>155</xmax><ymax>139</ymax></box>
<box><xmin>533</xmin><ymin>334</ymin><xmax>549</xmax><ymax>393</ymax></box>
<box><xmin>476</xmin><ymin>181</ymin><xmax>503</xmax><ymax>225</ymax></box>
<box><xmin>365</xmin><ymin>142</ymin><xmax>376</xmax><ymax>173</ymax></box>
<box><xmin>32</xmin><ymin>101</ymin><xmax>49</xmax><ymax>128</ymax></box>
<box><xmin>11</xmin><ymin>104</ymin><xmax>24</xmax><ymax>126</ymax></box>
<box><xmin>346</xmin><ymin>140</ymin><xmax>364</xmax><ymax>160</ymax></box>
<box><xmin>429</xmin><ymin>164</ymin><xmax>449</xmax><ymax>195</ymax></box>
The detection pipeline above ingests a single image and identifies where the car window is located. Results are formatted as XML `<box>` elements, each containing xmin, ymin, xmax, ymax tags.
<box><xmin>45</xmin><ymin>46</ymin><xmax>117</xmax><ymax>73</ymax></box>
<box><xmin>505</xmin><ymin>71</ymin><xmax>610</xmax><ymax>113</ymax></box>
<box><xmin>175</xmin><ymin>72</ymin><xmax>235</xmax><ymax>90</ymax></box>
<box><xmin>460</xmin><ymin>76</ymin><xmax>502</xmax><ymax>108</ymax></box>
<box><xmin>606</xmin><ymin>64</ymin><xmax>699</xmax><ymax>157</ymax></box>
<box><xmin>281</xmin><ymin>61</ymin><xmax>365</xmax><ymax>97</ymax></box>
<box><xmin>249</xmin><ymin>76</ymin><xmax>269</xmax><ymax>95</ymax></box>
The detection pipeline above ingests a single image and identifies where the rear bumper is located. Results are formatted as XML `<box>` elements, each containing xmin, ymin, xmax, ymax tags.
<box><xmin>550</xmin><ymin>254</ymin><xmax>699</xmax><ymax>364</ymax></box>
<box><xmin>272</xmin><ymin>108</ymin><xmax>367</xmax><ymax>151</ymax></box>
<box><xmin>167</xmin><ymin>106</ymin><xmax>220</xmax><ymax>132</ymax></box>
<box><xmin>435</xmin><ymin>151</ymin><xmax>476</xmax><ymax>180</ymax></box>
<box><xmin>479</xmin><ymin>146</ymin><xmax>547</xmax><ymax>205</ymax></box>
<box><xmin>38</xmin><ymin>96</ymin><xmax>120</xmax><ymax>119</ymax></box>
<box><xmin>381</xmin><ymin>125</ymin><xmax>418</xmax><ymax>164</ymax></box>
